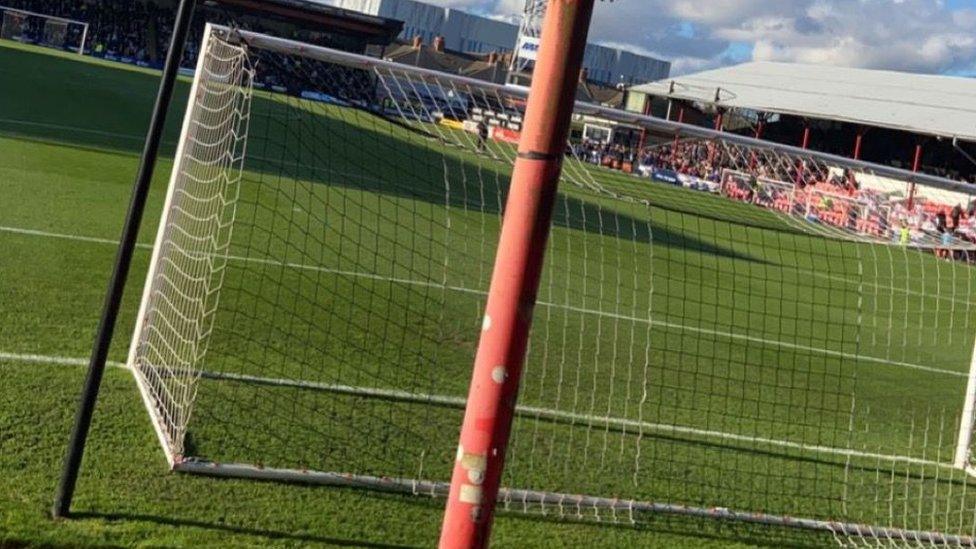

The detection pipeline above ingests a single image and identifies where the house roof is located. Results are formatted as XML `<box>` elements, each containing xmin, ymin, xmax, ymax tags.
<box><xmin>380</xmin><ymin>41</ymin><xmax>473</xmax><ymax>74</ymax></box>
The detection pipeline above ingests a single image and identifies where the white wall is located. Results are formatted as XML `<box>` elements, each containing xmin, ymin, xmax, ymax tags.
<box><xmin>442</xmin><ymin>9</ymin><xmax>517</xmax><ymax>54</ymax></box>
<box><xmin>317</xmin><ymin>0</ymin><xmax>671</xmax><ymax>84</ymax></box>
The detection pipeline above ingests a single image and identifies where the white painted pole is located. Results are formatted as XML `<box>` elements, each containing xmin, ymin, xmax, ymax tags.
<box><xmin>954</xmin><ymin>331</ymin><xmax>976</xmax><ymax>468</ymax></box>
<box><xmin>78</xmin><ymin>22</ymin><xmax>88</xmax><ymax>55</ymax></box>
<box><xmin>125</xmin><ymin>23</ymin><xmax>215</xmax><ymax>468</ymax></box>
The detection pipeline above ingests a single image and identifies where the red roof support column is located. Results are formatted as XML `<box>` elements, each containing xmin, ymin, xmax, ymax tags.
<box><xmin>750</xmin><ymin>117</ymin><xmax>765</xmax><ymax>170</ymax></box>
<box><xmin>907</xmin><ymin>142</ymin><xmax>923</xmax><ymax>210</ymax></box>
<box><xmin>749</xmin><ymin>118</ymin><xmax>766</xmax><ymax>170</ymax></box>
<box><xmin>636</xmin><ymin>94</ymin><xmax>652</xmax><ymax>153</ymax></box>
<box><xmin>853</xmin><ymin>128</ymin><xmax>864</xmax><ymax>160</ymax></box>
<box><xmin>670</xmin><ymin>106</ymin><xmax>685</xmax><ymax>165</ymax></box>
<box><xmin>794</xmin><ymin>123</ymin><xmax>813</xmax><ymax>186</ymax></box>
<box><xmin>708</xmin><ymin>108</ymin><xmax>725</xmax><ymax>166</ymax></box>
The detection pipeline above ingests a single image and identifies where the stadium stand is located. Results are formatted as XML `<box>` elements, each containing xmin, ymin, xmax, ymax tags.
<box><xmin>628</xmin><ymin>137</ymin><xmax>976</xmax><ymax>260</ymax></box>
<box><xmin>629</xmin><ymin>62</ymin><xmax>976</xmax><ymax>186</ymax></box>
<box><xmin>2</xmin><ymin>0</ymin><xmax>159</xmax><ymax>61</ymax></box>
<box><xmin>1</xmin><ymin>0</ymin><xmax>402</xmax><ymax>66</ymax></box>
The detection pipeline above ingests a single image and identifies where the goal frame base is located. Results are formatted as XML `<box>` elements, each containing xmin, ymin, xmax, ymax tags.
<box><xmin>173</xmin><ymin>458</ymin><xmax>976</xmax><ymax>546</ymax></box>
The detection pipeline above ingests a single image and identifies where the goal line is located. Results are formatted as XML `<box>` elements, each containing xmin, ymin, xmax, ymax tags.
<box><xmin>194</xmin><ymin>367</ymin><xmax>951</xmax><ymax>469</ymax></box>
<box><xmin>0</xmin><ymin>349</ymin><xmax>955</xmax><ymax>470</ymax></box>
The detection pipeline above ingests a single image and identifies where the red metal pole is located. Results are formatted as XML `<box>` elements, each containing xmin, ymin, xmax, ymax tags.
<box><xmin>853</xmin><ymin>128</ymin><xmax>864</xmax><ymax>160</ymax></box>
<box><xmin>794</xmin><ymin>123</ymin><xmax>812</xmax><ymax>185</ymax></box>
<box><xmin>636</xmin><ymin>94</ymin><xmax>651</xmax><ymax>152</ymax></box>
<box><xmin>439</xmin><ymin>2</ymin><xmax>595</xmax><ymax>547</ymax></box>
<box><xmin>907</xmin><ymin>142</ymin><xmax>923</xmax><ymax>210</ymax></box>
<box><xmin>670</xmin><ymin>106</ymin><xmax>685</xmax><ymax>165</ymax></box>
<box><xmin>750</xmin><ymin>117</ymin><xmax>764</xmax><ymax>170</ymax></box>
<box><xmin>707</xmin><ymin>109</ymin><xmax>725</xmax><ymax>165</ymax></box>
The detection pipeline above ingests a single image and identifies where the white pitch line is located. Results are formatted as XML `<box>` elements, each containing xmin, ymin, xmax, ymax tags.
<box><xmin>0</xmin><ymin>223</ymin><xmax>965</xmax><ymax>378</ymax></box>
<box><xmin>211</xmin><ymin>254</ymin><xmax>967</xmax><ymax>377</ymax></box>
<box><xmin>203</xmin><ymin>370</ymin><xmax>951</xmax><ymax>469</ymax></box>
<box><xmin>0</xmin><ymin>225</ymin><xmax>153</xmax><ymax>248</ymax></box>
<box><xmin>547</xmin><ymin>302</ymin><xmax>967</xmax><ymax>378</ymax></box>
<box><xmin>1</xmin><ymin>350</ymin><xmax>952</xmax><ymax>470</ymax></box>
<box><xmin>3</xmin><ymin>116</ymin><xmax>973</xmax><ymax>309</ymax></box>
<box><xmin>0</xmin><ymin>351</ymin><xmax>126</xmax><ymax>369</ymax></box>
<box><xmin>0</xmin><ymin>117</ymin><xmax>145</xmax><ymax>141</ymax></box>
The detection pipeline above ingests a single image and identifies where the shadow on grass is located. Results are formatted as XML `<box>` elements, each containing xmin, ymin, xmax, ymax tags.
<box><xmin>0</xmin><ymin>42</ymin><xmax>774</xmax><ymax>266</ymax></box>
<box><xmin>70</xmin><ymin>511</ymin><xmax>419</xmax><ymax>548</ymax></box>
<box><xmin>69</xmin><ymin>494</ymin><xmax>829</xmax><ymax>549</ymax></box>
<box><xmin>498</xmin><ymin>505</ymin><xmax>833</xmax><ymax>549</ymax></box>
<box><xmin>0</xmin><ymin>43</ymin><xmax>186</xmax><ymax>157</ymax></box>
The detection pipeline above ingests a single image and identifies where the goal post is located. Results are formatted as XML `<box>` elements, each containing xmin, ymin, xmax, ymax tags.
<box><xmin>956</xmin><ymin>343</ymin><xmax>976</xmax><ymax>469</ymax></box>
<box><xmin>55</xmin><ymin>14</ymin><xmax>976</xmax><ymax>547</ymax></box>
<box><xmin>123</xmin><ymin>22</ymin><xmax>252</xmax><ymax>467</ymax></box>
<box><xmin>0</xmin><ymin>4</ymin><xmax>89</xmax><ymax>55</ymax></box>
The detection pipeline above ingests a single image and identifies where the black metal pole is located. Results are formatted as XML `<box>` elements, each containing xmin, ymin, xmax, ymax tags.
<box><xmin>52</xmin><ymin>0</ymin><xmax>198</xmax><ymax>519</ymax></box>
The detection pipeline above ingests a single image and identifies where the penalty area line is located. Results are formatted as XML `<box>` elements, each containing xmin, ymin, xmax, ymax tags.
<box><xmin>0</xmin><ymin>223</ymin><xmax>965</xmax><ymax>378</ymax></box>
<box><xmin>0</xmin><ymin>351</ymin><xmax>127</xmax><ymax>369</ymax></box>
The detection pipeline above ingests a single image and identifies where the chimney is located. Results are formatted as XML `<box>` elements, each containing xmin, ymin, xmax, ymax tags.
<box><xmin>433</xmin><ymin>36</ymin><xmax>445</xmax><ymax>53</ymax></box>
<box><xmin>412</xmin><ymin>35</ymin><xmax>422</xmax><ymax>49</ymax></box>
<box><xmin>578</xmin><ymin>67</ymin><xmax>588</xmax><ymax>84</ymax></box>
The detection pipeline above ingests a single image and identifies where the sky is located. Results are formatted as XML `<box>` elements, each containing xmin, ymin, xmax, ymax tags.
<box><xmin>419</xmin><ymin>0</ymin><xmax>976</xmax><ymax>76</ymax></box>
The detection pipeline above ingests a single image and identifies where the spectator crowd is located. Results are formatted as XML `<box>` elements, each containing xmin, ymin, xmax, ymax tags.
<box><xmin>1</xmin><ymin>0</ymin><xmax>365</xmax><ymax>93</ymax></box>
<box><xmin>3</xmin><ymin>0</ymin><xmax>168</xmax><ymax>63</ymax></box>
<box><xmin>627</xmin><ymin>137</ymin><xmax>976</xmax><ymax>261</ymax></box>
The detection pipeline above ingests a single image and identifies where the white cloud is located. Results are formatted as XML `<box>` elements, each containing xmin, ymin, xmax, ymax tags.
<box><xmin>416</xmin><ymin>0</ymin><xmax>976</xmax><ymax>77</ymax></box>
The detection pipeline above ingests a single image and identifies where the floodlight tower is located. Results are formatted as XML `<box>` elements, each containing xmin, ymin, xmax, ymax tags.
<box><xmin>508</xmin><ymin>0</ymin><xmax>547</xmax><ymax>81</ymax></box>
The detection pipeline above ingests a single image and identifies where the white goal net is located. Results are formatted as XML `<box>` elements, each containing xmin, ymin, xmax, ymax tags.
<box><xmin>128</xmin><ymin>24</ymin><xmax>976</xmax><ymax>546</ymax></box>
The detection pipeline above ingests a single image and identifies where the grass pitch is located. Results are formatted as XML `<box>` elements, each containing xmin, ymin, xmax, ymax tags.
<box><xmin>1</xmin><ymin>39</ymin><xmax>974</xmax><ymax>547</ymax></box>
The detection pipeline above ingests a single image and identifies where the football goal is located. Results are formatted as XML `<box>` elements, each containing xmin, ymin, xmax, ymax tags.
<box><xmin>0</xmin><ymin>5</ymin><xmax>88</xmax><ymax>55</ymax></box>
<box><xmin>60</xmin><ymin>18</ymin><xmax>976</xmax><ymax>548</ymax></box>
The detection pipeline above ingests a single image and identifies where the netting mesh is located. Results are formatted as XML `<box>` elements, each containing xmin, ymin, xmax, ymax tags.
<box><xmin>128</xmin><ymin>26</ymin><xmax>976</xmax><ymax>546</ymax></box>
<box><xmin>131</xmin><ymin>33</ymin><xmax>252</xmax><ymax>461</ymax></box>
<box><xmin>40</xmin><ymin>19</ymin><xmax>67</xmax><ymax>50</ymax></box>
<box><xmin>0</xmin><ymin>10</ymin><xmax>25</xmax><ymax>42</ymax></box>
